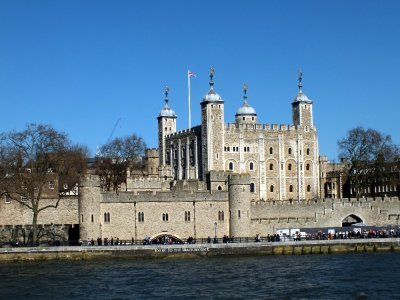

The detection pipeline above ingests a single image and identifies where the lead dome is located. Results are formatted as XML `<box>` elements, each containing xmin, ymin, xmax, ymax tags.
<box><xmin>158</xmin><ymin>86</ymin><xmax>177</xmax><ymax>118</ymax></box>
<box><xmin>235</xmin><ymin>101</ymin><xmax>257</xmax><ymax>116</ymax></box>
<box><xmin>158</xmin><ymin>104</ymin><xmax>177</xmax><ymax>118</ymax></box>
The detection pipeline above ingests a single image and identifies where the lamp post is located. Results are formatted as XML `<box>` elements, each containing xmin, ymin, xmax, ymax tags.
<box><xmin>214</xmin><ymin>222</ymin><xmax>217</xmax><ymax>243</ymax></box>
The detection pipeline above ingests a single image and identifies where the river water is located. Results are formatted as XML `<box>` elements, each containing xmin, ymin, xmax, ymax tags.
<box><xmin>0</xmin><ymin>252</ymin><xmax>399</xmax><ymax>299</ymax></box>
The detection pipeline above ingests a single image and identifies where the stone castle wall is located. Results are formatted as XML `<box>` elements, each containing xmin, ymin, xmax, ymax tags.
<box><xmin>78</xmin><ymin>174</ymin><xmax>400</xmax><ymax>241</ymax></box>
<box><xmin>0</xmin><ymin>197</ymin><xmax>78</xmax><ymax>226</ymax></box>
<box><xmin>250</xmin><ymin>197</ymin><xmax>400</xmax><ymax>235</ymax></box>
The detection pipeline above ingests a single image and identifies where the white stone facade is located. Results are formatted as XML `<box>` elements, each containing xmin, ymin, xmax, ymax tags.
<box><xmin>160</xmin><ymin>72</ymin><xmax>319</xmax><ymax>201</ymax></box>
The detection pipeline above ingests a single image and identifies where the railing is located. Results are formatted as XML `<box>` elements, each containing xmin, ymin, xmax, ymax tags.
<box><xmin>3</xmin><ymin>230</ymin><xmax>400</xmax><ymax>248</ymax></box>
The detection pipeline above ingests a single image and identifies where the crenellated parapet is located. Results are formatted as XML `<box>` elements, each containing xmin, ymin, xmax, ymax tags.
<box><xmin>100</xmin><ymin>189</ymin><xmax>228</xmax><ymax>203</ymax></box>
<box><xmin>228</xmin><ymin>173</ymin><xmax>251</xmax><ymax>186</ymax></box>
<box><xmin>225</xmin><ymin>123</ymin><xmax>316</xmax><ymax>133</ymax></box>
<box><xmin>166</xmin><ymin>126</ymin><xmax>201</xmax><ymax>139</ymax></box>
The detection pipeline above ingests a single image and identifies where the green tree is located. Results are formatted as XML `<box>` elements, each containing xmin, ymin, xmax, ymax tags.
<box><xmin>96</xmin><ymin>134</ymin><xmax>146</xmax><ymax>193</ymax></box>
<box><xmin>0</xmin><ymin>124</ymin><xmax>87</xmax><ymax>246</ymax></box>
<box><xmin>338</xmin><ymin>126</ymin><xmax>399</xmax><ymax>199</ymax></box>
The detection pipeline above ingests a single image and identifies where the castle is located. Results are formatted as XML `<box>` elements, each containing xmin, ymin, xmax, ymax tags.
<box><xmin>77</xmin><ymin>69</ymin><xmax>399</xmax><ymax>242</ymax></box>
<box><xmin>157</xmin><ymin>69</ymin><xmax>319</xmax><ymax>201</ymax></box>
<box><xmin>0</xmin><ymin>69</ymin><xmax>399</xmax><ymax>244</ymax></box>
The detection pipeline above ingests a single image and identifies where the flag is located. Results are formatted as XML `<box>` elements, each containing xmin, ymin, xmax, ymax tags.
<box><xmin>188</xmin><ymin>70</ymin><xmax>196</xmax><ymax>78</ymax></box>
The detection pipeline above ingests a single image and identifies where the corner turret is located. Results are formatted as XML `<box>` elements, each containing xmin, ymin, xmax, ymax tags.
<box><xmin>228</xmin><ymin>174</ymin><xmax>251</xmax><ymax>237</ymax></box>
<box><xmin>292</xmin><ymin>70</ymin><xmax>314</xmax><ymax>128</ymax></box>
<box><xmin>200</xmin><ymin>68</ymin><xmax>225</xmax><ymax>179</ymax></box>
<box><xmin>158</xmin><ymin>87</ymin><xmax>176</xmax><ymax>178</ymax></box>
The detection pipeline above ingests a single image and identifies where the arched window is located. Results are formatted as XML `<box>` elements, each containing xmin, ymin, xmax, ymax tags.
<box><xmin>269</xmin><ymin>163</ymin><xmax>273</xmax><ymax>170</ymax></box>
<box><xmin>270</xmin><ymin>185</ymin><xmax>274</xmax><ymax>192</ymax></box>
<box><xmin>307</xmin><ymin>148</ymin><xmax>310</xmax><ymax>155</ymax></box>
<box><xmin>250</xmin><ymin>183</ymin><xmax>255</xmax><ymax>193</ymax></box>
<box><xmin>307</xmin><ymin>185</ymin><xmax>311</xmax><ymax>192</ymax></box>
<box><xmin>163</xmin><ymin>213</ymin><xmax>169</xmax><ymax>222</ymax></box>
<box><xmin>185</xmin><ymin>211</ymin><xmax>191</xmax><ymax>221</ymax></box>
<box><xmin>217</xmin><ymin>185</ymin><xmax>222</xmax><ymax>190</ymax></box>
<box><xmin>138</xmin><ymin>212</ymin><xmax>144</xmax><ymax>222</ymax></box>
<box><xmin>218</xmin><ymin>211</ymin><xmax>225</xmax><ymax>221</ymax></box>
<box><xmin>269</xmin><ymin>147</ymin><xmax>273</xmax><ymax>154</ymax></box>
<box><xmin>249</xmin><ymin>162</ymin><xmax>254</xmax><ymax>171</ymax></box>
<box><xmin>289</xmin><ymin>185</ymin><xmax>293</xmax><ymax>192</ymax></box>
<box><xmin>288</xmin><ymin>163</ymin><xmax>292</xmax><ymax>171</ymax></box>
<box><xmin>288</xmin><ymin>148</ymin><xmax>292</xmax><ymax>155</ymax></box>
<box><xmin>104</xmin><ymin>212</ymin><xmax>111</xmax><ymax>223</ymax></box>
<box><xmin>229</xmin><ymin>162</ymin><xmax>234</xmax><ymax>171</ymax></box>
<box><xmin>306</xmin><ymin>163</ymin><xmax>310</xmax><ymax>171</ymax></box>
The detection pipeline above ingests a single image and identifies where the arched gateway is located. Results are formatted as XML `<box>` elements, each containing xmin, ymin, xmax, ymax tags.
<box><xmin>342</xmin><ymin>214</ymin><xmax>364</xmax><ymax>227</ymax></box>
<box><xmin>149</xmin><ymin>232</ymin><xmax>184</xmax><ymax>244</ymax></box>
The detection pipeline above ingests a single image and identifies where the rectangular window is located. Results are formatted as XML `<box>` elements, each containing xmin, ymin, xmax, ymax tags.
<box><xmin>238</xmin><ymin>210</ymin><xmax>241</xmax><ymax>219</ymax></box>
<box><xmin>49</xmin><ymin>180</ymin><xmax>55</xmax><ymax>190</ymax></box>
<box><xmin>4</xmin><ymin>196</ymin><xmax>11</xmax><ymax>204</ymax></box>
<box><xmin>91</xmin><ymin>214</ymin><xmax>94</xmax><ymax>223</ymax></box>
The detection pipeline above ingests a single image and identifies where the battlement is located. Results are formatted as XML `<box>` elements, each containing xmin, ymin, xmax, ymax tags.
<box><xmin>225</xmin><ymin>123</ymin><xmax>314</xmax><ymax>133</ymax></box>
<box><xmin>228</xmin><ymin>173</ymin><xmax>251</xmax><ymax>185</ymax></box>
<box><xmin>250</xmin><ymin>196</ymin><xmax>400</xmax><ymax>207</ymax></box>
<box><xmin>208</xmin><ymin>170</ymin><xmax>230</xmax><ymax>182</ymax></box>
<box><xmin>145</xmin><ymin>148</ymin><xmax>159</xmax><ymax>157</ymax></box>
<box><xmin>79</xmin><ymin>173</ymin><xmax>100</xmax><ymax>188</ymax></box>
<box><xmin>166</xmin><ymin>125</ymin><xmax>201</xmax><ymax>139</ymax></box>
<box><xmin>130</xmin><ymin>177</ymin><xmax>165</xmax><ymax>183</ymax></box>
<box><xmin>100</xmin><ymin>189</ymin><xmax>228</xmax><ymax>203</ymax></box>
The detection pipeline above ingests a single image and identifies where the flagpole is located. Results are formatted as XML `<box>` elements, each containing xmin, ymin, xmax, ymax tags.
<box><xmin>188</xmin><ymin>70</ymin><xmax>191</xmax><ymax>129</ymax></box>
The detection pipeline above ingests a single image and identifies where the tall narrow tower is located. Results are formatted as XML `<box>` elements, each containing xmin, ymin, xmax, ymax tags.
<box><xmin>157</xmin><ymin>87</ymin><xmax>177</xmax><ymax>178</ymax></box>
<box><xmin>292</xmin><ymin>71</ymin><xmax>313</xmax><ymax>128</ymax></box>
<box><xmin>200</xmin><ymin>68</ymin><xmax>225</xmax><ymax>180</ymax></box>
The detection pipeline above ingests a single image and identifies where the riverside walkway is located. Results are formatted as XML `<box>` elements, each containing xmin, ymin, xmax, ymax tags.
<box><xmin>1</xmin><ymin>238</ymin><xmax>400</xmax><ymax>261</ymax></box>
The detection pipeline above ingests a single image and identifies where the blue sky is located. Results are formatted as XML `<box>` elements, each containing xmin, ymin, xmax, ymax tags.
<box><xmin>0</xmin><ymin>0</ymin><xmax>399</xmax><ymax>160</ymax></box>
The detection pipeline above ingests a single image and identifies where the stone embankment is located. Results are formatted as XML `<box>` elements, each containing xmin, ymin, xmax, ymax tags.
<box><xmin>1</xmin><ymin>238</ymin><xmax>399</xmax><ymax>262</ymax></box>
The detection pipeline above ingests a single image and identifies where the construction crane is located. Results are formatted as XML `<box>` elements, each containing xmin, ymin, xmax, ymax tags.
<box><xmin>106</xmin><ymin>118</ymin><xmax>121</xmax><ymax>144</ymax></box>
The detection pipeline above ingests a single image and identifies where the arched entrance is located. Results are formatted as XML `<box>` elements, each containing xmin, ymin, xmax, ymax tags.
<box><xmin>148</xmin><ymin>232</ymin><xmax>184</xmax><ymax>244</ymax></box>
<box><xmin>342</xmin><ymin>214</ymin><xmax>364</xmax><ymax>227</ymax></box>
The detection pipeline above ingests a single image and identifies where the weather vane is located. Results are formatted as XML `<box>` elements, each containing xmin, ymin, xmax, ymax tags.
<box><xmin>209</xmin><ymin>67</ymin><xmax>215</xmax><ymax>87</ymax></box>
<box><xmin>243</xmin><ymin>83</ymin><xmax>248</xmax><ymax>102</ymax></box>
<box><xmin>298</xmin><ymin>69</ymin><xmax>303</xmax><ymax>91</ymax></box>
<box><xmin>164</xmin><ymin>86</ymin><xmax>170</xmax><ymax>104</ymax></box>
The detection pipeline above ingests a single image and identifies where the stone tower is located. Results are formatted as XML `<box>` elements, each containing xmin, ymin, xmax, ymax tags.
<box><xmin>157</xmin><ymin>87</ymin><xmax>177</xmax><ymax>179</ymax></box>
<box><xmin>228</xmin><ymin>174</ymin><xmax>251</xmax><ymax>237</ymax></box>
<box><xmin>292</xmin><ymin>71</ymin><xmax>313</xmax><ymax>128</ymax></box>
<box><xmin>79</xmin><ymin>172</ymin><xmax>101</xmax><ymax>241</ymax></box>
<box><xmin>201</xmin><ymin>68</ymin><xmax>225</xmax><ymax>180</ymax></box>
<box><xmin>145</xmin><ymin>148</ymin><xmax>159</xmax><ymax>177</ymax></box>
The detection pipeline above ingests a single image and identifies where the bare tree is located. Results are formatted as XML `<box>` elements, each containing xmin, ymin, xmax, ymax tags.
<box><xmin>0</xmin><ymin>124</ymin><xmax>87</xmax><ymax>246</ymax></box>
<box><xmin>96</xmin><ymin>134</ymin><xmax>146</xmax><ymax>193</ymax></box>
<box><xmin>338</xmin><ymin>127</ymin><xmax>399</xmax><ymax>199</ymax></box>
